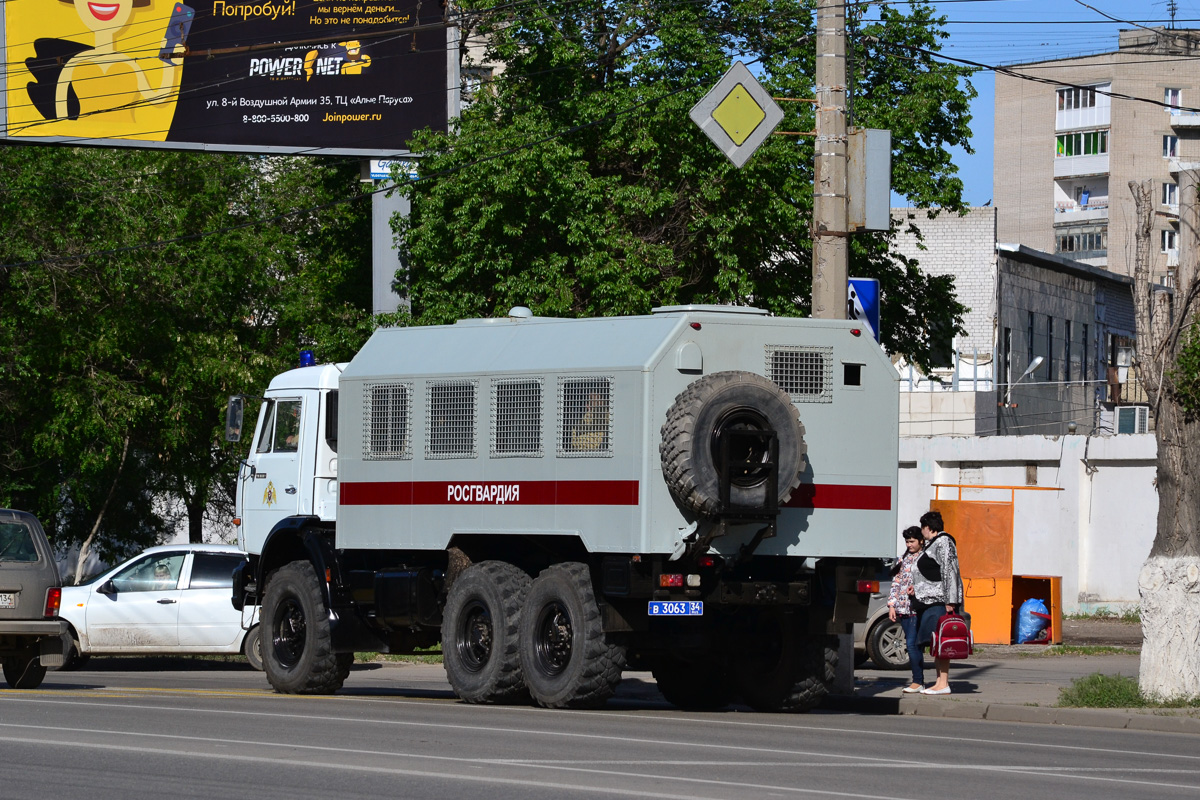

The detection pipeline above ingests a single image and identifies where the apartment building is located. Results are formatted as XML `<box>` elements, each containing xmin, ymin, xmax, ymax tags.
<box><xmin>994</xmin><ymin>27</ymin><xmax>1200</xmax><ymax>285</ymax></box>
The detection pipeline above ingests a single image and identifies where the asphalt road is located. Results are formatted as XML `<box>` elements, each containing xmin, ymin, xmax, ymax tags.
<box><xmin>2</xmin><ymin>659</ymin><xmax>1198</xmax><ymax>800</ymax></box>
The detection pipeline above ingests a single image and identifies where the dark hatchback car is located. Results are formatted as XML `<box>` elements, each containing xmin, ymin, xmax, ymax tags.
<box><xmin>0</xmin><ymin>509</ymin><xmax>67</xmax><ymax>688</ymax></box>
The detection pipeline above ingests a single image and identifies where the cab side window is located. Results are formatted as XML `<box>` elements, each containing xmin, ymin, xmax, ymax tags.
<box><xmin>273</xmin><ymin>400</ymin><xmax>302</xmax><ymax>453</ymax></box>
<box><xmin>255</xmin><ymin>399</ymin><xmax>302</xmax><ymax>454</ymax></box>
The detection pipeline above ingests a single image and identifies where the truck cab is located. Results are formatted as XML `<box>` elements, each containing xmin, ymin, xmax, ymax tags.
<box><xmin>234</xmin><ymin>363</ymin><xmax>342</xmax><ymax>556</ymax></box>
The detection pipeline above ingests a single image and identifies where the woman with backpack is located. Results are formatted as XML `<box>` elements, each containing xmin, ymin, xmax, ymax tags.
<box><xmin>912</xmin><ymin>510</ymin><xmax>964</xmax><ymax>695</ymax></box>
<box><xmin>887</xmin><ymin>526</ymin><xmax>926</xmax><ymax>693</ymax></box>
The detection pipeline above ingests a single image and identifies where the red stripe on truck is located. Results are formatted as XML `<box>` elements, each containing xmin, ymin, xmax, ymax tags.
<box><xmin>340</xmin><ymin>480</ymin><xmax>640</xmax><ymax>506</ymax></box>
<box><xmin>340</xmin><ymin>480</ymin><xmax>890</xmax><ymax>510</ymax></box>
<box><xmin>784</xmin><ymin>483</ymin><xmax>892</xmax><ymax>510</ymax></box>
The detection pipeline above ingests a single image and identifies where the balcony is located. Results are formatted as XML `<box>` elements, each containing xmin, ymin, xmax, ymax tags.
<box><xmin>1054</xmin><ymin>200</ymin><xmax>1109</xmax><ymax>223</ymax></box>
<box><xmin>1054</xmin><ymin>154</ymin><xmax>1109</xmax><ymax>178</ymax></box>
<box><xmin>1169</xmin><ymin>110</ymin><xmax>1200</xmax><ymax>129</ymax></box>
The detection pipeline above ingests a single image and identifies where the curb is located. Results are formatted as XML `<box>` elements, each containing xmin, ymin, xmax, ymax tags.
<box><xmin>894</xmin><ymin>695</ymin><xmax>1200</xmax><ymax>734</ymax></box>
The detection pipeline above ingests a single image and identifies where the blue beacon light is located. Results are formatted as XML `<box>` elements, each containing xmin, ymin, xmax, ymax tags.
<box><xmin>299</xmin><ymin>350</ymin><xmax>316</xmax><ymax>367</ymax></box>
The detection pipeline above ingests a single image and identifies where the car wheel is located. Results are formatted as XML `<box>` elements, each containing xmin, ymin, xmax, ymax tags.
<box><xmin>519</xmin><ymin>562</ymin><xmax>625</xmax><ymax>709</ymax></box>
<box><xmin>243</xmin><ymin>625</ymin><xmax>264</xmax><ymax>671</ymax></box>
<box><xmin>261</xmin><ymin>561</ymin><xmax>344</xmax><ymax>694</ymax></box>
<box><xmin>865</xmin><ymin>618</ymin><xmax>911</xmax><ymax>670</ymax></box>
<box><xmin>442</xmin><ymin>560</ymin><xmax>531</xmax><ymax>704</ymax></box>
<box><xmin>3</xmin><ymin>652</ymin><xmax>48</xmax><ymax>689</ymax></box>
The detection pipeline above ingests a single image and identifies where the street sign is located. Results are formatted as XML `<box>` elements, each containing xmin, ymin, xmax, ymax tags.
<box><xmin>848</xmin><ymin>278</ymin><xmax>880</xmax><ymax>342</ymax></box>
<box><xmin>689</xmin><ymin>62</ymin><xmax>784</xmax><ymax>168</ymax></box>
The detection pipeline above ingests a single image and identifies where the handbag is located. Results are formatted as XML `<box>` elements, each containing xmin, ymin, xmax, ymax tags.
<box><xmin>930</xmin><ymin>612</ymin><xmax>973</xmax><ymax>659</ymax></box>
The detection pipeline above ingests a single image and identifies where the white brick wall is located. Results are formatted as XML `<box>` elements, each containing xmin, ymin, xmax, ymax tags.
<box><xmin>890</xmin><ymin>207</ymin><xmax>997</xmax><ymax>358</ymax></box>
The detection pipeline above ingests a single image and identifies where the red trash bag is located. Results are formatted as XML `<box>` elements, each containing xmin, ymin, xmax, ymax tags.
<box><xmin>930</xmin><ymin>613</ymin><xmax>973</xmax><ymax>660</ymax></box>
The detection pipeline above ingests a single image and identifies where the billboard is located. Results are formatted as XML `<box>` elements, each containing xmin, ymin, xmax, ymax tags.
<box><xmin>2</xmin><ymin>0</ymin><xmax>450</xmax><ymax>155</ymax></box>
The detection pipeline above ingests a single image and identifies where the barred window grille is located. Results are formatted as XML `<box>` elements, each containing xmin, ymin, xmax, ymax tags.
<box><xmin>364</xmin><ymin>383</ymin><xmax>412</xmax><ymax>459</ymax></box>
<box><xmin>427</xmin><ymin>380</ymin><xmax>477</xmax><ymax>458</ymax></box>
<box><xmin>766</xmin><ymin>346</ymin><xmax>833</xmax><ymax>402</ymax></box>
<box><xmin>492</xmin><ymin>379</ymin><xmax>543</xmax><ymax>457</ymax></box>
<box><xmin>558</xmin><ymin>377</ymin><xmax>613</xmax><ymax>456</ymax></box>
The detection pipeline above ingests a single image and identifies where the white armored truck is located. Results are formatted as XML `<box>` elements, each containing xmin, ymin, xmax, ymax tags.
<box><xmin>228</xmin><ymin>305</ymin><xmax>898</xmax><ymax>711</ymax></box>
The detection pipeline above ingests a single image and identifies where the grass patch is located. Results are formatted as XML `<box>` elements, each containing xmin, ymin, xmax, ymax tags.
<box><xmin>1022</xmin><ymin>645</ymin><xmax>1138</xmax><ymax>657</ymax></box>
<box><xmin>1064</xmin><ymin>606</ymin><xmax>1141</xmax><ymax>623</ymax></box>
<box><xmin>1059</xmin><ymin>673</ymin><xmax>1200</xmax><ymax>708</ymax></box>
<box><xmin>355</xmin><ymin>646</ymin><xmax>443</xmax><ymax>665</ymax></box>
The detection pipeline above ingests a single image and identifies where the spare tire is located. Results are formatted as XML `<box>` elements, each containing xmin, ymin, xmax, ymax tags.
<box><xmin>660</xmin><ymin>371</ymin><xmax>806</xmax><ymax>517</ymax></box>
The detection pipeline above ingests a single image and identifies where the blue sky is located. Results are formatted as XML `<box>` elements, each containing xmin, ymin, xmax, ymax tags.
<box><xmin>919</xmin><ymin>0</ymin><xmax>1199</xmax><ymax>205</ymax></box>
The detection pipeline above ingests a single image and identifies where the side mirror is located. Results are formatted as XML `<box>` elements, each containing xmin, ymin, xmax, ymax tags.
<box><xmin>97</xmin><ymin>579</ymin><xmax>117</xmax><ymax>596</ymax></box>
<box><xmin>225</xmin><ymin>396</ymin><xmax>245</xmax><ymax>442</ymax></box>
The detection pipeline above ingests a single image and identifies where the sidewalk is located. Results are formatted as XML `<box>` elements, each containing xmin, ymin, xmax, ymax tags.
<box><xmin>842</xmin><ymin>643</ymin><xmax>1200</xmax><ymax>734</ymax></box>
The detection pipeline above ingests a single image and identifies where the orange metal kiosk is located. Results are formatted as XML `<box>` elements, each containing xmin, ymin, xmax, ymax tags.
<box><xmin>931</xmin><ymin>485</ymin><xmax>1063</xmax><ymax>645</ymax></box>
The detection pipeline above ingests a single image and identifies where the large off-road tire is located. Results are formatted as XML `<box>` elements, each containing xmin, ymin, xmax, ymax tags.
<box><xmin>735</xmin><ymin>614</ymin><xmax>836</xmax><ymax>713</ymax></box>
<box><xmin>261</xmin><ymin>561</ymin><xmax>345</xmax><ymax>694</ymax></box>
<box><xmin>3</xmin><ymin>652</ymin><xmax>47</xmax><ymax>689</ymax></box>
<box><xmin>650</xmin><ymin>654</ymin><xmax>735</xmax><ymax>711</ymax></box>
<box><xmin>660</xmin><ymin>371</ymin><xmax>806</xmax><ymax>517</ymax></box>
<box><xmin>519</xmin><ymin>563</ymin><xmax>625</xmax><ymax>709</ymax></box>
<box><xmin>442</xmin><ymin>560</ymin><xmax>531</xmax><ymax>704</ymax></box>
<box><xmin>865</xmin><ymin>618</ymin><xmax>910</xmax><ymax>671</ymax></box>
<box><xmin>243</xmin><ymin>625</ymin><xmax>264</xmax><ymax>671</ymax></box>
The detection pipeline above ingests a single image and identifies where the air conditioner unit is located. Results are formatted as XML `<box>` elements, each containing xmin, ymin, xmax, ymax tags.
<box><xmin>1116</xmin><ymin>405</ymin><xmax>1149</xmax><ymax>434</ymax></box>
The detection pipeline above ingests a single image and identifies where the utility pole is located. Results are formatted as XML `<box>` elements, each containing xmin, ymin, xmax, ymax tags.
<box><xmin>812</xmin><ymin>0</ymin><xmax>848</xmax><ymax>320</ymax></box>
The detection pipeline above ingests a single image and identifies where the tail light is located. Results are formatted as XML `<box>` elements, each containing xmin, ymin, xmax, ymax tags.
<box><xmin>44</xmin><ymin>587</ymin><xmax>62</xmax><ymax>618</ymax></box>
<box><xmin>856</xmin><ymin>579</ymin><xmax>880</xmax><ymax>594</ymax></box>
<box><xmin>659</xmin><ymin>574</ymin><xmax>684</xmax><ymax>588</ymax></box>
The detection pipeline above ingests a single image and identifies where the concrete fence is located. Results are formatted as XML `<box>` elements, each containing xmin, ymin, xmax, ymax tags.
<box><xmin>897</xmin><ymin>433</ymin><xmax>1157</xmax><ymax>614</ymax></box>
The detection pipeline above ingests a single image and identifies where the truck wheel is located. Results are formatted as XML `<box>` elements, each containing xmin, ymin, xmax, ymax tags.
<box><xmin>261</xmin><ymin>561</ymin><xmax>345</xmax><ymax>694</ymax></box>
<box><xmin>650</xmin><ymin>654</ymin><xmax>735</xmax><ymax>711</ymax></box>
<box><xmin>243</xmin><ymin>625</ymin><xmax>264</xmax><ymax>671</ymax></box>
<box><xmin>442</xmin><ymin>561</ymin><xmax>531</xmax><ymax>704</ymax></box>
<box><xmin>735</xmin><ymin>616</ymin><xmax>835</xmax><ymax>712</ymax></box>
<box><xmin>660</xmin><ymin>371</ymin><xmax>806</xmax><ymax>517</ymax></box>
<box><xmin>519</xmin><ymin>563</ymin><xmax>625</xmax><ymax>709</ymax></box>
<box><xmin>865</xmin><ymin>618</ymin><xmax>910</xmax><ymax>671</ymax></box>
<box><xmin>3</xmin><ymin>652</ymin><xmax>47</xmax><ymax>689</ymax></box>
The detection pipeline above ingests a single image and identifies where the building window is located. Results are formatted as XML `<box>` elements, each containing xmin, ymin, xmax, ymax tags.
<box><xmin>1082</xmin><ymin>323</ymin><xmax>1089</xmax><ymax>383</ymax></box>
<box><xmin>1046</xmin><ymin>317</ymin><xmax>1055</xmax><ymax>381</ymax></box>
<box><xmin>1164</xmin><ymin>135</ymin><xmax>1179</xmax><ymax>158</ymax></box>
<box><xmin>1001</xmin><ymin>327</ymin><xmax>1012</xmax><ymax>396</ymax></box>
<box><xmin>1162</xmin><ymin>229</ymin><xmax>1178</xmax><ymax>253</ymax></box>
<box><xmin>1164</xmin><ymin>182</ymin><xmax>1179</xmax><ymax>206</ymax></box>
<box><xmin>1064</xmin><ymin>320</ymin><xmax>1073</xmax><ymax>384</ymax></box>
<box><xmin>1058</xmin><ymin>86</ymin><xmax>1097</xmax><ymax>111</ymax></box>
<box><xmin>1165</xmin><ymin>88</ymin><xmax>1182</xmax><ymax>113</ymax></box>
<box><xmin>1056</xmin><ymin>226</ymin><xmax>1107</xmax><ymax>255</ymax></box>
<box><xmin>1056</xmin><ymin>130</ymin><xmax>1108</xmax><ymax>158</ymax></box>
<box><xmin>1027</xmin><ymin>312</ymin><xmax>1035</xmax><ymax>378</ymax></box>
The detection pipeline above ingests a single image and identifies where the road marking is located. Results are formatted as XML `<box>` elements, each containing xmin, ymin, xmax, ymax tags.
<box><xmin>8</xmin><ymin>688</ymin><xmax>1199</xmax><ymax>769</ymax></box>
<box><xmin>0</xmin><ymin>730</ymin><xmax>915</xmax><ymax>800</ymax></box>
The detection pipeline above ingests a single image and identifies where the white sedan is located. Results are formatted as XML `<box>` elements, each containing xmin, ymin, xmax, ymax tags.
<box><xmin>59</xmin><ymin>543</ymin><xmax>261</xmax><ymax>670</ymax></box>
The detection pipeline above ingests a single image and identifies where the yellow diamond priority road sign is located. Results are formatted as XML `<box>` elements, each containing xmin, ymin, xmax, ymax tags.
<box><xmin>690</xmin><ymin>62</ymin><xmax>783</xmax><ymax>168</ymax></box>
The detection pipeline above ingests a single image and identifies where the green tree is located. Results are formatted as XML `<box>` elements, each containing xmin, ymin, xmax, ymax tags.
<box><xmin>0</xmin><ymin>148</ymin><xmax>377</xmax><ymax>571</ymax></box>
<box><xmin>396</xmin><ymin>0</ymin><xmax>972</xmax><ymax>368</ymax></box>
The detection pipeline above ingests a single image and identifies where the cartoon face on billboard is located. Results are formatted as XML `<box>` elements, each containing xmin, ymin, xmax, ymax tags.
<box><xmin>15</xmin><ymin>0</ymin><xmax>187</xmax><ymax>139</ymax></box>
<box><xmin>4</xmin><ymin>0</ymin><xmax>448</xmax><ymax>153</ymax></box>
